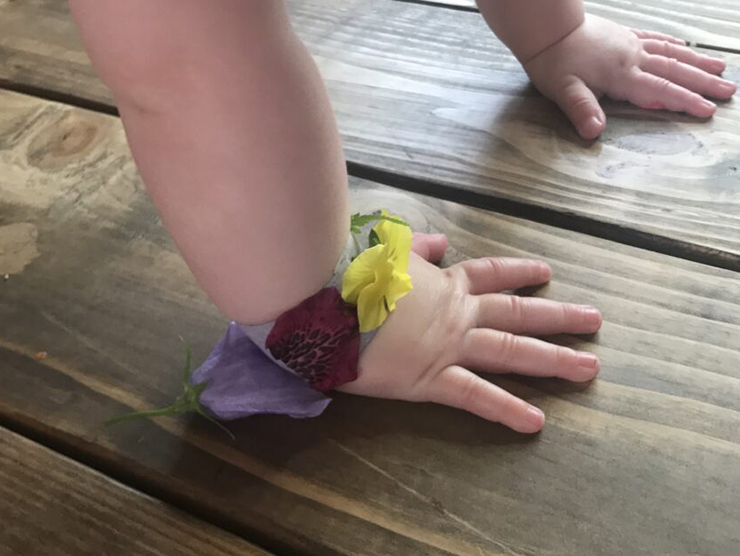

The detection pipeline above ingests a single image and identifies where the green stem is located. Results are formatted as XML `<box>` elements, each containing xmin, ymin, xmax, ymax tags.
<box><xmin>104</xmin><ymin>402</ymin><xmax>188</xmax><ymax>427</ymax></box>
<box><xmin>196</xmin><ymin>407</ymin><xmax>235</xmax><ymax>441</ymax></box>
<box><xmin>179</xmin><ymin>336</ymin><xmax>192</xmax><ymax>383</ymax></box>
<box><xmin>104</xmin><ymin>338</ymin><xmax>233</xmax><ymax>440</ymax></box>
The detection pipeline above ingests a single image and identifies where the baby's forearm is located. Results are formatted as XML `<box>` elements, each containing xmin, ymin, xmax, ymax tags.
<box><xmin>476</xmin><ymin>0</ymin><xmax>585</xmax><ymax>64</ymax></box>
<box><xmin>69</xmin><ymin>0</ymin><xmax>349</xmax><ymax>324</ymax></box>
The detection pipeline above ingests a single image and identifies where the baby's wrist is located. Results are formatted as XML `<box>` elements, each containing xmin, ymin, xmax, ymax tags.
<box><xmin>106</xmin><ymin>210</ymin><xmax>416</xmax><ymax>430</ymax></box>
<box><xmin>477</xmin><ymin>0</ymin><xmax>585</xmax><ymax>64</ymax></box>
<box><xmin>518</xmin><ymin>15</ymin><xmax>585</xmax><ymax>66</ymax></box>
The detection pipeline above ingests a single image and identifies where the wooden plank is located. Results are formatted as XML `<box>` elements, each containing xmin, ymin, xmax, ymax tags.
<box><xmin>2</xmin><ymin>89</ymin><xmax>740</xmax><ymax>555</ymax></box>
<box><xmin>411</xmin><ymin>0</ymin><xmax>740</xmax><ymax>51</ymax></box>
<box><xmin>1</xmin><ymin>0</ymin><xmax>740</xmax><ymax>267</ymax></box>
<box><xmin>0</xmin><ymin>426</ymin><xmax>269</xmax><ymax>555</ymax></box>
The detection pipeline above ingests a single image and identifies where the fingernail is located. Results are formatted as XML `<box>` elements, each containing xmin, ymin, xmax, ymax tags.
<box><xmin>578</xmin><ymin>117</ymin><xmax>603</xmax><ymax>140</ymax></box>
<box><xmin>719</xmin><ymin>81</ymin><xmax>737</xmax><ymax>96</ymax></box>
<box><xmin>581</xmin><ymin>306</ymin><xmax>602</xmax><ymax>326</ymax></box>
<box><xmin>710</xmin><ymin>59</ymin><xmax>727</xmax><ymax>73</ymax></box>
<box><xmin>526</xmin><ymin>407</ymin><xmax>545</xmax><ymax>427</ymax></box>
<box><xmin>701</xmin><ymin>99</ymin><xmax>717</xmax><ymax>114</ymax></box>
<box><xmin>577</xmin><ymin>353</ymin><xmax>600</xmax><ymax>370</ymax></box>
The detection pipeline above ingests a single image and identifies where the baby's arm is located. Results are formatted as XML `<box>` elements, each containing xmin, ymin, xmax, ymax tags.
<box><xmin>477</xmin><ymin>0</ymin><xmax>737</xmax><ymax>139</ymax></box>
<box><xmin>70</xmin><ymin>0</ymin><xmax>603</xmax><ymax>432</ymax></box>
<box><xmin>70</xmin><ymin>0</ymin><xmax>348</xmax><ymax>324</ymax></box>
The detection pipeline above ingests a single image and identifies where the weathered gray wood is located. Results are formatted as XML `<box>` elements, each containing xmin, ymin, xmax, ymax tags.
<box><xmin>423</xmin><ymin>0</ymin><xmax>740</xmax><ymax>50</ymax></box>
<box><xmin>0</xmin><ymin>426</ymin><xmax>269</xmax><ymax>556</ymax></box>
<box><xmin>1</xmin><ymin>0</ymin><xmax>739</xmax><ymax>267</ymax></box>
<box><xmin>2</xmin><ymin>89</ymin><xmax>740</xmax><ymax>555</ymax></box>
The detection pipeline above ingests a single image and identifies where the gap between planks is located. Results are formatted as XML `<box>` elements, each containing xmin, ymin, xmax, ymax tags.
<box><xmin>0</xmin><ymin>406</ymin><xmax>300</xmax><ymax>556</ymax></box>
<box><xmin>348</xmin><ymin>163</ymin><xmax>740</xmax><ymax>273</ymax></box>
<box><xmin>0</xmin><ymin>426</ymin><xmax>271</xmax><ymax>556</ymax></box>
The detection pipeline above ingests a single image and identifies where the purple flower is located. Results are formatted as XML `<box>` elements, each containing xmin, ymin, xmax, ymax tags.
<box><xmin>192</xmin><ymin>323</ymin><xmax>330</xmax><ymax>420</ymax></box>
<box><xmin>265</xmin><ymin>288</ymin><xmax>360</xmax><ymax>391</ymax></box>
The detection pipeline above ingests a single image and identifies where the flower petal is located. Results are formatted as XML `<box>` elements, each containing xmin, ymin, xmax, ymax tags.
<box><xmin>356</xmin><ymin>260</ymin><xmax>394</xmax><ymax>332</ymax></box>
<box><xmin>374</xmin><ymin>213</ymin><xmax>412</xmax><ymax>271</ymax></box>
<box><xmin>266</xmin><ymin>288</ymin><xmax>360</xmax><ymax>391</ymax></box>
<box><xmin>341</xmin><ymin>243</ymin><xmax>388</xmax><ymax>304</ymax></box>
<box><xmin>385</xmin><ymin>271</ymin><xmax>414</xmax><ymax>312</ymax></box>
<box><xmin>192</xmin><ymin>323</ymin><xmax>331</xmax><ymax>419</ymax></box>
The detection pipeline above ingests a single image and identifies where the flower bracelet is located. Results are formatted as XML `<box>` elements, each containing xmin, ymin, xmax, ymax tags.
<box><xmin>107</xmin><ymin>211</ymin><xmax>413</xmax><ymax>435</ymax></box>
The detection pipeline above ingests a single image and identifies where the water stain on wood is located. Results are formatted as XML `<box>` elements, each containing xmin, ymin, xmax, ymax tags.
<box><xmin>0</xmin><ymin>222</ymin><xmax>39</xmax><ymax>275</ymax></box>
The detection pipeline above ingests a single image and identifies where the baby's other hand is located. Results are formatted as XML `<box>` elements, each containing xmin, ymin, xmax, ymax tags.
<box><xmin>524</xmin><ymin>15</ymin><xmax>737</xmax><ymax>139</ymax></box>
<box><xmin>340</xmin><ymin>233</ymin><xmax>602</xmax><ymax>434</ymax></box>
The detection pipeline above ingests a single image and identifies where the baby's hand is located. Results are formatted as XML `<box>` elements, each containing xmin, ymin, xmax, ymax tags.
<box><xmin>524</xmin><ymin>15</ymin><xmax>737</xmax><ymax>139</ymax></box>
<box><xmin>340</xmin><ymin>234</ymin><xmax>602</xmax><ymax>433</ymax></box>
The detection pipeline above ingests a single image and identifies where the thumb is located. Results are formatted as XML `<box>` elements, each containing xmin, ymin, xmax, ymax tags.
<box><xmin>411</xmin><ymin>233</ymin><xmax>448</xmax><ymax>264</ymax></box>
<box><xmin>554</xmin><ymin>77</ymin><xmax>606</xmax><ymax>140</ymax></box>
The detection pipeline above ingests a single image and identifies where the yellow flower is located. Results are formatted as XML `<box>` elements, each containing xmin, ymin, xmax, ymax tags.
<box><xmin>342</xmin><ymin>214</ymin><xmax>413</xmax><ymax>332</ymax></box>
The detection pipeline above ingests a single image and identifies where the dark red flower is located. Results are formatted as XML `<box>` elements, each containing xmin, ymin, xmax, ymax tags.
<box><xmin>265</xmin><ymin>288</ymin><xmax>360</xmax><ymax>391</ymax></box>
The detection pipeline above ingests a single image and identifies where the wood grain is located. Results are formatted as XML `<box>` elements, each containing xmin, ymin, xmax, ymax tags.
<box><xmin>2</xmin><ymin>89</ymin><xmax>740</xmax><ymax>555</ymax></box>
<box><xmin>0</xmin><ymin>426</ymin><xmax>268</xmax><ymax>556</ymax></box>
<box><xmin>1</xmin><ymin>0</ymin><xmax>740</xmax><ymax>267</ymax></box>
<box><xmin>411</xmin><ymin>0</ymin><xmax>740</xmax><ymax>51</ymax></box>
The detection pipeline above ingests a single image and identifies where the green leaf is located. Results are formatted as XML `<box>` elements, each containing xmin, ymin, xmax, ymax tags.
<box><xmin>378</xmin><ymin>214</ymin><xmax>409</xmax><ymax>227</ymax></box>
<box><xmin>350</xmin><ymin>212</ymin><xmax>409</xmax><ymax>235</ymax></box>
<box><xmin>368</xmin><ymin>229</ymin><xmax>380</xmax><ymax>248</ymax></box>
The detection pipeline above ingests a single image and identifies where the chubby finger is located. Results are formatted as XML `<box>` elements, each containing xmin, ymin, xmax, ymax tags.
<box><xmin>626</xmin><ymin>70</ymin><xmax>716</xmax><ymax>117</ymax></box>
<box><xmin>461</xmin><ymin>328</ymin><xmax>600</xmax><ymax>382</ymax></box>
<box><xmin>476</xmin><ymin>294</ymin><xmax>602</xmax><ymax>336</ymax></box>
<box><xmin>411</xmin><ymin>232</ymin><xmax>448</xmax><ymax>263</ymax></box>
<box><xmin>631</xmin><ymin>28</ymin><xmax>685</xmax><ymax>45</ymax></box>
<box><xmin>553</xmin><ymin>77</ymin><xmax>606</xmax><ymax>139</ymax></box>
<box><xmin>641</xmin><ymin>39</ymin><xmax>727</xmax><ymax>75</ymax></box>
<box><xmin>425</xmin><ymin>365</ymin><xmax>545</xmax><ymax>433</ymax></box>
<box><xmin>451</xmin><ymin>258</ymin><xmax>552</xmax><ymax>295</ymax></box>
<box><xmin>641</xmin><ymin>54</ymin><xmax>737</xmax><ymax>99</ymax></box>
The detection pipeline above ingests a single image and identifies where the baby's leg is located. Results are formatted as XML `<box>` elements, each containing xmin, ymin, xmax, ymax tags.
<box><xmin>70</xmin><ymin>0</ymin><xmax>349</xmax><ymax>324</ymax></box>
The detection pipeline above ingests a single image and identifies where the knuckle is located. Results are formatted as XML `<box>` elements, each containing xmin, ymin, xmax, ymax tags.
<box><xmin>446</xmin><ymin>291</ymin><xmax>474</xmax><ymax>339</ymax></box>
<box><xmin>665</xmin><ymin>56</ymin><xmax>681</xmax><ymax>73</ymax></box>
<box><xmin>654</xmin><ymin>76</ymin><xmax>673</xmax><ymax>94</ymax></box>
<box><xmin>485</xmin><ymin>257</ymin><xmax>508</xmax><ymax>278</ymax></box>
<box><xmin>560</xmin><ymin>303</ymin><xmax>574</xmax><ymax>326</ymax></box>
<box><xmin>644</xmin><ymin>39</ymin><xmax>659</xmax><ymax>53</ymax></box>
<box><xmin>497</xmin><ymin>332</ymin><xmax>520</xmax><ymax>367</ymax></box>
<box><xmin>507</xmin><ymin>295</ymin><xmax>525</xmax><ymax>324</ymax></box>
<box><xmin>446</xmin><ymin>265</ymin><xmax>472</xmax><ymax>293</ymax></box>
<box><xmin>616</xmin><ymin>45</ymin><xmax>639</xmax><ymax>72</ymax></box>
<box><xmin>568</xmin><ymin>94</ymin><xmax>594</xmax><ymax>112</ymax></box>
<box><xmin>555</xmin><ymin>346</ymin><xmax>578</xmax><ymax>369</ymax></box>
<box><xmin>458</xmin><ymin>373</ymin><xmax>484</xmax><ymax>409</ymax></box>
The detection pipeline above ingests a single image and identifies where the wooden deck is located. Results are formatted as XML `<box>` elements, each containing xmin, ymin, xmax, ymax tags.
<box><xmin>1</xmin><ymin>1</ymin><xmax>739</xmax><ymax>554</ymax></box>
